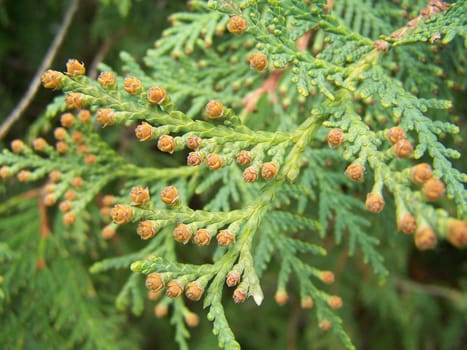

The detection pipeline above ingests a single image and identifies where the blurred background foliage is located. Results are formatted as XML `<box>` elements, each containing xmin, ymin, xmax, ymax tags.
<box><xmin>0</xmin><ymin>0</ymin><xmax>466</xmax><ymax>349</ymax></box>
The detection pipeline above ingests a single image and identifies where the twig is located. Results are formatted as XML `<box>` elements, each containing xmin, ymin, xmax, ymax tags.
<box><xmin>397</xmin><ymin>279</ymin><xmax>466</xmax><ymax>305</ymax></box>
<box><xmin>0</xmin><ymin>0</ymin><xmax>80</xmax><ymax>140</ymax></box>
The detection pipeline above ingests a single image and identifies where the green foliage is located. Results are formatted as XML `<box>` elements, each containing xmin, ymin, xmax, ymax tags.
<box><xmin>1</xmin><ymin>0</ymin><xmax>466</xmax><ymax>349</ymax></box>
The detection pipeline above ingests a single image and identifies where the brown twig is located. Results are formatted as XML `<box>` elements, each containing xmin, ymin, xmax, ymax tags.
<box><xmin>397</xmin><ymin>279</ymin><xmax>466</xmax><ymax>305</ymax></box>
<box><xmin>0</xmin><ymin>0</ymin><xmax>80</xmax><ymax>140</ymax></box>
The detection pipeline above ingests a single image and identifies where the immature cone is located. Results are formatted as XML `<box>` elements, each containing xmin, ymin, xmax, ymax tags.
<box><xmin>216</xmin><ymin>229</ymin><xmax>235</xmax><ymax>247</ymax></box>
<box><xmin>135</xmin><ymin>122</ymin><xmax>154</xmax><ymax>141</ymax></box>
<box><xmin>65</xmin><ymin>92</ymin><xmax>85</xmax><ymax>109</ymax></box>
<box><xmin>85</xmin><ymin>154</ymin><xmax>97</xmax><ymax>165</ymax></box>
<box><xmin>232</xmin><ymin>287</ymin><xmax>247</xmax><ymax>303</ymax></box>
<box><xmin>43</xmin><ymin>194</ymin><xmax>56</xmax><ymax>206</ymax></box>
<box><xmin>261</xmin><ymin>162</ymin><xmax>277</xmax><ymax>180</ymax></box>
<box><xmin>274</xmin><ymin>290</ymin><xmax>288</xmax><ymax>306</ymax></box>
<box><xmin>147</xmin><ymin>86</ymin><xmax>167</xmax><ymax>104</ymax></box>
<box><xmin>345</xmin><ymin>163</ymin><xmax>365</xmax><ymax>181</ymax></box>
<box><xmin>184</xmin><ymin>313</ymin><xmax>200</xmax><ymax>328</ymax></box>
<box><xmin>328</xmin><ymin>296</ymin><xmax>343</xmax><ymax>309</ymax></box>
<box><xmin>206</xmin><ymin>153</ymin><xmax>223</xmax><ymax>170</ymax></box>
<box><xmin>205</xmin><ymin>100</ymin><xmax>224</xmax><ymax>118</ymax></box>
<box><xmin>71</xmin><ymin>177</ymin><xmax>84</xmax><ymax>188</ymax></box>
<box><xmin>187</xmin><ymin>152</ymin><xmax>203</xmax><ymax>166</ymax></box>
<box><xmin>33</xmin><ymin>138</ymin><xmax>48</xmax><ymax>151</ymax></box>
<box><xmin>145</xmin><ymin>273</ymin><xmax>164</xmax><ymax>292</ymax></box>
<box><xmin>154</xmin><ymin>304</ymin><xmax>168</xmax><ymax>318</ymax></box>
<box><xmin>59</xmin><ymin>201</ymin><xmax>72</xmax><ymax>213</ymax></box>
<box><xmin>97</xmin><ymin>71</ymin><xmax>116</xmax><ymax>88</ymax></box>
<box><xmin>227</xmin><ymin>15</ymin><xmax>248</xmax><ymax>34</ymax></box>
<box><xmin>71</xmin><ymin>131</ymin><xmax>84</xmax><ymax>144</ymax></box>
<box><xmin>102</xmin><ymin>195</ymin><xmax>115</xmax><ymax>206</ymax></box>
<box><xmin>249</xmin><ymin>52</ymin><xmax>268</xmax><ymax>72</ymax></box>
<box><xmin>66</xmin><ymin>59</ymin><xmax>85</xmax><ymax>77</ymax></box>
<box><xmin>236</xmin><ymin>150</ymin><xmax>252</xmax><ymax>165</ymax></box>
<box><xmin>411</xmin><ymin>163</ymin><xmax>433</xmax><ymax>184</ymax></box>
<box><xmin>76</xmin><ymin>144</ymin><xmax>88</xmax><ymax>155</ymax></box>
<box><xmin>157</xmin><ymin>135</ymin><xmax>176</xmax><ymax>153</ymax></box>
<box><xmin>186</xmin><ymin>136</ymin><xmax>201</xmax><ymax>150</ymax></box>
<box><xmin>321</xmin><ymin>271</ymin><xmax>335</xmax><ymax>284</ymax></box>
<box><xmin>173</xmin><ymin>223</ymin><xmax>191</xmax><ymax>244</ymax></box>
<box><xmin>160</xmin><ymin>186</ymin><xmax>179</xmax><ymax>205</ymax></box>
<box><xmin>387</xmin><ymin>127</ymin><xmax>406</xmax><ymax>144</ymax></box>
<box><xmin>124</xmin><ymin>76</ymin><xmax>142</xmax><ymax>95</ymax></box>
<box><xmin>243</xmin><ymin>167</ymin><xmax>258</xmax><ymax>182</ymax></box>
<box><xmin>101</xmin><ymin>225</ymin><xmax>116</xmax><ymax>240</ymax></box>
<box><xmin>78</xmin><ymin>109</ymin><xmax>91</xmax><ymax>123</ymax></box>
<box><xmin>193</xmin><ymin>229</ymin><xmax>211</xmax><ymax>246</ymax></box>
<box><xmin>148</xmin><ymin>289</ymin><xmax>162</xmax><ymax>301</ymax></box>
<box><xmin>49</xmin><ymin>170</ymin><xmax>61</xmax><ymax>182</ymax></box>
<box><xmin>130</xmin><ymin>186</ymin><xmax>150</xmax><ymax>205</ymax></box>
<box><xmin>111</xmin><ymin>204</ymin><xmax>133</xmax><ymax>224</ymax></box>
<box><xmin>56</xmin><ymin>141</ymin><xmax>68</xmax><ymax>154</ymax></box>
<box><xmin>423</xmin><ymin>178</ymin><xmax>445</xmax><ymax>201</ymax></box>
<box><xmin>226</xmin><ymin>271</ymin><xmax>240</xmax><ymax>287</ymax></box>
<box><xmin>414</xmin><ymin>226</ymin><xmax>437</xmax><ymax>250</ymax></box>
<box><xmin>63</xmin><ymin>212</ymin><xmax>76</xmax><ymax>225</ymax></box>
<box><xmin>446</xmin><ymin>219</ymin><xmax>467</xmax><ymax>248</ymax></box>
<box><xmin>319</xmin><ymin>321</ymin><xmax>332</xmax><ymax>331</ymax></box>
<box><xmin>397</xmin><ymin>212</ymin><xmax>417</xmax><ymax>234</ymax></box>
<box><xmin>137</xmin><ymin>221</ymin><xmax>158</xmax><ymax>240</ymax></box>
<box><xmin>185</xmin><ymin>281</ymin><xmax>204</xmax><ymax>301</ymax></box>
<box><xmin>11</xmin><ymin>139</ymin><xmax>24</xmax><ymax>153</ymax></box>
<box><xmin>41</xmin><ymin>69</ymin><xmax>64</xmax><ymax>89</ymax></box>
<box><xmin>96</xmin><ymin>108</ymin><xmax>115</xmax><ymax>127</ymax></box>
<box><xmin>393</xmin><ymin>139</ymin><xmax>413</xmax><ymax>158</ymax></box>
<box><xmin>54</xmin><ymin>127</ymin><xmax>67</xmax><ymax>140</ymax></box>
<box><xmin>166</xmin><ymin>280</ymin><xmax>184</xmax><ymax>298</ymax></box>
<box><xmin>0</xmin><ymin>166</ymin><xmax>10</xmax><ymax>180</ymax></box>
<box><xmin>327</xmin><ymin>128</ymin><xmax>344</xmax><ymax>147</ymax></box>
<box><xmin>17</xmin><ymin>170</ymin><xmax>30</xmax><ymax>182</ymax></box>
<box><xmin>64</xmin><ymin>189</ymin><xmax>76</xmax><ymax>201</ymax></box>
<box><xmin>365</xmin><ymin>193</ymin><xmax>385</xmax><ymax>213</ymax></box>
<box><xmin>301</xmin><ymin>296</ymin><xmax>314</xmax><ymax>309</ymax></box>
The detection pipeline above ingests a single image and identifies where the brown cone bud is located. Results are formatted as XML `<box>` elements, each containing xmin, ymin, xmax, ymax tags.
<box><xmin>327</xmin><ymin>128</ymin><xmax>344</xmax><ymax>147</ymax></box>
<box><xmin>205</xmin><ymin>100</ymin><xmax>224</xmax><ymax>118</ymax></box>
<box><xmin>261</xmin><ymin>162</ymin><xmax>277</xmax><ymax>180</ymax></box>
<box><xmin>56</xmin><ymin>141</ymin><xmax>68</xmax><ymax>154</ymax></box>
<box><xmin>101</xmin><ymin>225</ymin><xmax>116</xmax><ymax>240</ymax></box>
<box><xmin>33</xmin><ymin>138</ymin><xmax>48</xmax><ymax>151</ymax></box>
<box><xmin>186</xmin><ymin>136</ymin><xmax>201</xmax><ymax>149</ymax></box>
<box><xmin>414</xmin><ymin>226</ymin><xmax>437</xmax><ymax>250</ymax></box>
<box><xmin>130</xmin><ymin>186</ymin><xmax>150</xmax><ymax>205</ymax></box>
<box><xmin>148</xmin><ymin>289</ymin><xmax>162</xmax><ymax>301</ymax></box>
<box><xmin>345</xmin><ymin>163</ymin><xmax>365</xmax><ymax>181</ymax></box>
<box><xmin>137</xmin><ymin>221</ymin><xmax>158</xmax><ymax>240</ymax></box>
<box><xmin>78</xmin><ymin>109</ymin><xmax>91</xmax><ymax>123</ymax></box>
<box><xmin>249</xmin><ymin>52</ymin><xmax>268</xmax><ymax>72</ymax></box>
<box><xmin>145</xmin><ymin>273</ymin><xmax>164</xmax><ymax>292</ymax></box>
<box><xmin>63</xmin><ymin>212</ymin><xmax>76</xmax><ymax>225</ymax></box>
<box><xmin>54</xmin><ymin>127</ymin><xmax>67</xmax><ymax>140</ymax></box>
<box><xmin>206</xmin><ymin>153</ymin><xmax>223</xmax><ymax>170</ymax></box>
<box><xmin>185</xmin><ymin>281</ymin><xmax>204</xmax><ymax>301</ymax></box>
<box><xmin>96</xmin><ymin>108</ymin><xmax>115</xmax><ymax>127</ymax></box>
<box><xmin>319</xmin><ymin>320</ymin><xmax>332</xmax><ymax>331</ymax></box>
<box><xmin>135</xmin><ymin>122</ymin><xmax>154</xmax><ymax>141</ymax></box>
<box><xmin>49</xmin><ymin>170</ymin><xmax>61</xmax><ymax>182</ymax></box>
<box><xmin>446</xmin><ymin>219</ymin><xmax>467</xmax><ymax>248</ymax></box>
<box><xmin>321</xmin><ymin>271</ymin><xmax>335</xmax><ymax>284</ymax></box>
<box><xmin>160</xmin><ymin>186</ymin><xmax>179</xmax><ymax>205</ymax></box>
<box><xmin>157</xmin><ymin>135</ymin><xmax>176</xmax><ymax>153</ymax></box>
<box><xmin>71</xmin><ymin>131</ymin><xmax>84</xmax><ymax>144</ymax></box>
<box><xmin>147</xmin><ymin>86</ymin><xmax>167</xmax><ymax>104</ymax></box>
<box><xmin>216</xmin><ymin>229</ymin><xmax>235</xmax><ymax>247</ymax></box>
<box><xmin>187</xmin><ymin>152</ymin><xmax>202</xmax><ymax>166</ymax></box>
<box><xmin>184</xmin><ymin>312</ymin><xmax>200</xmax><ymax>328</ymax></box>
<box><xmin>226</xmin><ymin>271</ymin><xmax>240</xmax><ymax>287</ymax></box>
<box><xmin>397</xmin><ymin>212</ymin><xmax>417</xmax><ymax>234</ymax></box>
<box><xmin>243</xmin><ymin>167</ymin><xmax>258</xmax><ymax>182</ymax></box>
<box><xmin>124</xmin><ymin>76</ymin><xmax>143</xmax><ymax>95</ymax></box>
<box><xmin>328</xmin><ymin>296</ymin><xmax>343</xmax><ymax>309</ymax></box>
<box><xmin>11</xmin><ymin>139</ymin><xmax>25</xmax><ymax>153</ymax></box>
<box><xmin>111</xmin><ymin>204</ymin><xmax>133</xmax><ymax>224</ymax></box>
<box><xmin>387</xmin><ymin>127</ymin><xmax>406</xmax><ymax>144</ymax></box>
<box><xmin>233</xmin><ymin>287</ymin><xmax>247</xmax><ymax>303</ymax></box>
<box><xmin>393</xmin><ymin>139</ymin><xmax>413</xmax><ymax>158</ymax></box>
<box><xmin>236</xmin><ymin>150</ymin><xmax>252</xmax><ymax>165</ymax></box>
<box><xmin>193</xmin><ymin>229</ymin><xmax>211</xmax><ymax>246</ymax></box>
<box><xmin>365</xmin><ymin>193</ymin><xmax>385</xmax><ymax>213</ymax></box>
<box><xmin>301</xmin><ymin>296</ymin><xmax>314</xmax><ymax>309</ymax></box>
<box><xmin>43</xmin><ymin>194</ymin><xmax>56</xmax><ymax>206</ymax></box>
<box><xmin>423</xmin><ymin>178</ymin><xmax>445</xmax><ymax>201</ymax></box>
<box><xmin>59</xmin><ymin>201</ymin><xmax>72</xmax><ymax>212</ymax></box>
<box><xmin>71</xmin><ymin>177</ymin><xmax>84</xmax><ymax>188</ymax></box>
<box><xmin>17</xmin><ymin>170</ymin><xmax>30</xmax><ymax>182</ymax></box>
<box><xmin>173</xmin><ymin>223</ymin><xmax>191</xmax><ymax>244</ymax></box>
<box><xmin>102</xmin><ymin>195</ymin><xmax>115</xmax><ymax>206</ymax></box>
<box><xmin>85</xmin><ymin>154</ymin><xmax>97</xmax><ymax>165</ymax></box>
<box><xmin>412</xmin><ymin>163</ymin><xmax>433</xmax><ymax>184</ymax></box>
<box><xmin>41</xmin><ymin>69</ymin><xmax>64</xmax><ymax>89</ymax></box>
<box><xmin>166</xmin><ymin>280</ymin><xmax>184</xmax><ymax>298</ymax></box>
<box><xmin>64</xmin><ymin>189</ymin><xmax>76</xmax><ymax>201</ymax></box>
<box><xmin>274</xmin><ymin>290</ymin><xmax>288</xmax><ymax>306</ymax></box>
<box><xmin>65</xmin><ymin>92</ymin><xmax>85</xmax><ymax>109</ymax></box>
<box><xmin>227</xmin><ymin>15</ymin><xmax>248</xmax><ymax>34</ymax></box>
<box><xmin>154</xmin><ymin>304</ymin><xmax>168</xmax><ymax>318</ymax></box>
<box><xmin>97</xmin><ymin>71</ymin><xmax>116</xmax><ymax>89</ymax></box>
<box><xmin>0</xmin><ymin>166</ymin><xmax>10</xmax><ymax>180</ymax></box>
<box><xmin>66</xmin><ymin>59</ymin><xmax>85</xmax><ymax>77</ymax></box>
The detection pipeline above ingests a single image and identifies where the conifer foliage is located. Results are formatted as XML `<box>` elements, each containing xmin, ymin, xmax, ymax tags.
<box><xmin>1</xmin><ymin>1</ymin><xmax>466</xmax><ymax>349</ymax></box>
